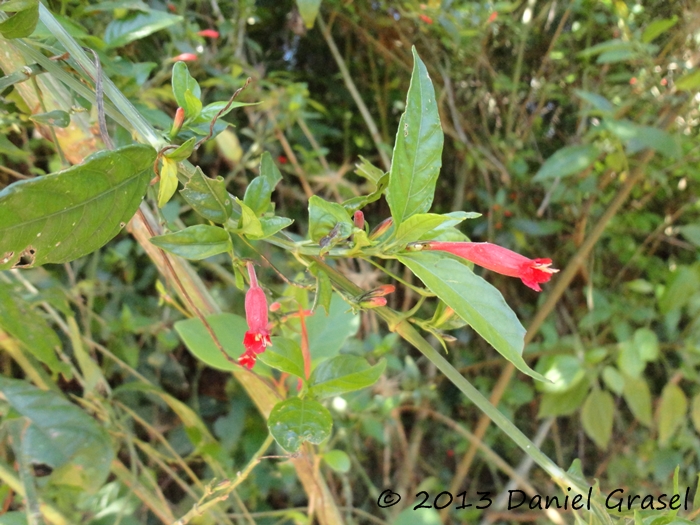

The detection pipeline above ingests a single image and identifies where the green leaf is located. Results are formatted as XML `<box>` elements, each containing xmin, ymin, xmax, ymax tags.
<box><xmin>391</xmin><ymin>213</ymin><xmax>468</xmax><ymax>248</ymax></box>
<box><xmin>236</xmin><ymin>198</ymin><xmax>264</xmax><ymax>237</ymax></box>
<box><xmin>634</xmin><ymin>327</ymin><xmax>659</xmax><ymax>362</ymax></box>
<box><xmin>30</xmin><ymin>110</ymin><xmax>70</xmax><ymax>128</ymax></box>
<box><xmin>295</xmin><ymin>0</ymin><xmax>322</xmax><ymax>28</ymax></box>
<box><xmin>399</xmin><ymin>251</ymin><xmax>545</xmax><ymax>382</ymax></box>
<box><xmin>311</xmin><ymin>265</ymin><xmax>333</xmax><ymax>315</ymax></box>
<box><xmin>342</xmin><ymin>173</ymin><xmax>389</xmax><ymax>213</ymax></box>
<box><xmin>259</xmin><ymin>151</ymin><xmax>283</xmax><ymax>188</ymax></box>
<box><xmin>104</xmin><ymin>9</ymin><xmax>182</xmax><ymax>48</ymax></box>
<box><xmin>183</xmin><ymin>89</ymin><xmax>202</xmax><ymax>121</ymax></box>
<box><xmin>534</xmin><ymin>354</ymin><xmax>585</xmax><ymax>394</ymax></box>
<box><xmin>355</xmin><ymin>155</ymin><xmax>385</xmax><ymax>184</ymax></box>
<box><xmin>581</xmin><ymin>389</ymin><xmax>614</xmax><ymax>450</ymax></box>
<box><xmin>604</xmin><ymin>119</ymin><xmax>680</xmax><ymax>158</ymax></box>
<box><xmin>179</xmin><ymin>167</ymin><xmax>232</xmax><ymax>224</ymax></box>
<box><xmin>308</xmin><ymin>195</ymin><xmax>353</xmax><ymax>245</ymax></box>
<box><xmin>659</xmin><ymin>265</ymin><xmax>700</xmax><ymax>314</ymax></box>
<box><xmin>538</xmin><ymin>378</ymin><xmax>589</xmax><ymax>418</ymax></box>
<box><xmin>150</xmin><ymin>225</ymin><xmax>231</xmax><ymax>260</ymax></box>
<box><xmin>192</xmin><ymin>100</ymin><xmax>259</xmax><ymax>125</ymax></box>
<box><xmin>690</xmin><ymin>393</ymin><xmax>700</xmax><ymax>435</ymax></box>
<box><xmin>678</xmin><ymin>224</ymin><xmax>700</xmax><ymax>247</ymax></box>
<box><xmin>386</xmin><ymin>47</ymin><xmax>443</xmax><ymax>227</ymax></box>
<box><xmin>642</xmin><ymin>16</ymin><xmax>678</xmax><ymax>43</ymax></box>
<box><xmin>0</xmin><ymin>0</ymin><xmax>38</xmax><ymax>39</ymax></box>
<box><xmin>164</xmin><ymin>137</ymin><xmax>196</xmax><ymax>162</ymax></box>
<box><xmin>268</xmin><ymin>397</ymin><xmax>333</xmax><ymax>452</ymax></box>
<box><xmin>251</xmin><ymin>216</ymin><xmax>294</xmax><ymax>240</ymax></box>
<box><xmin>533</xmin><ymin>144</ymin><xmax>598</xmax><ymax>182</ymax></box>
<box><xmin>658</xmin><ymin>383</ymin><xmax>687</xmax><ymax>446</ymax></box>
<box><xmin>174</xmin><ymin>313</ymin><xmax>247</xmax><ymax>371</ymax></box>
<box><xmin>323</xmin><ymin>450</ymin><xmax>351</xmax><ymax>473</ymax></box>
<box><xmin>675</xmin><ymin>70</ymin><xmax>700</xmax><ymax>91</ymax></box>
<box><xmin>243</xmin><ymin>176</ymin><xmax>272</xmax><ymax>216</ymax></box>
<box><xmin>157</xmin><ymin>157</ymin><xmax>179</xmax><ymax>208</ymax></box>
<box><xmin>617</xmin><ymin>341</ymin><xmax>645</xmax><ymax>378</ymax></box>
<box><xmin>601</xmin><ymin>366</ymin><xmax>624</xmax><ymax>395</ymax></box>
<box><xmin>309</xmin><ymin>355</ymin><xmax>386</xmax><ymax>399</ymax></box>
<box><xmin>304</xmin><ymin>294</ymin><xmax>359</xmax><ymax>361</ymax></box>
<box><xmin>0</xmin><ymin>285</ymin><xmax>67</xmax><ymax>376</ymax></box>
<box><xmin>622</xmin><ymin>374</ymin><xmax>652</xmax><ymax>427</ymax></box>
<box><xmin>574</xmin><ymin>90</ymin><xmax>614</xmax><ymax>114</ymax></box>
<box><xmin>0</xmin><ymin>377</ymin><xmax>114</xmax><ymax>491</ymax></box>
<box><xmin>257</xmin><ymin>338</ymin><xmax>306</xmax><ymax>379</ymax></box>
<box><xmin>172</xmin><ymin>61</ymin><xmax>201</xmax><ymax>112</ymax></box>
<box><xmin>0</xmin><ymin>144</ymin><xmax>155</xmax><ymax>269</ymax></box>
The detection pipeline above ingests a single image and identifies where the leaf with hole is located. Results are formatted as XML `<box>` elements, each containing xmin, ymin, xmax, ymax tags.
<box><xmin>386</xmin><ymin>47</ymin><xmax>443</xmax><ymax>227</ymax></box>
<box><xmin>0</xmin><ymin>377</ymin><xmax>114</xmax><ymax>491</ymax></box>
<box><xmin>309</xmin><ymin>355</ymin><xmax>386</xmax><ymax>399</ymax></box>
<box><xmin>0</xmin><ymin>144</ymin><xmax>155</xmax><ymax>269</ymax></box>
<box><xmin>179</xmin><ymin>167</ymin><xmax>232</xmax><ymax>223</ymax></box>
<box><xmin>268</xmin><ymin>397</ymin><xmax>333</xmax><ymax>452</ymax></box>
<box><xmin>150</xmin><ymin>225</ymin><xmax>231</xmax><ymax>260</ymax></box>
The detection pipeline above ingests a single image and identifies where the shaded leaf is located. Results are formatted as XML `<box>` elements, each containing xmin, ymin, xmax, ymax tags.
<box><xmin>581</xmin><ymin>389</ymin><xmax>614</xmax><ymax>450</ymax></box>
<box><xmin>295</xmin><ymin>0</ymin><xmax>322</xmax><ymax>28</ymax></box>
<box><xmin>104</xmin><ymin>9</ymin><xmax>182</xmax><ymax>48</ymax></box>
<box><xmin>386</xmin><ymin>47</ymin><xmax>443</xmax><ymax>227</ymax></box>
<box><xmin>642</xmin><ymin>16</ymin><xmax>678</xmax><ymax>43</ymax></box>
<box><xmin>30</xmin><ymin>110</ymin><xmax>70</xmax><ymax>128</ymax></box>
<box><xmin>676</xmin><ymin>70</ymin><xmax>700</xmax><ymax>91</ymax></box>
<box><xmin>533</xmin><ymin>144</ymin><xmax>598</xmax><ymax>182</ymax></box>
<box><xmin>622</xmin><ymin>374</ymin><xmax>652</xmax><ymax>427</ymax></box>
<box><xmin>399</xmin><ymin>251</ymin><xmax>544</xmax><ymax>381</ymax></box>
<box><xmin>304</xmin><ymin>294</ymin><xmax>359</xmax><ymax>361</ymax></box>
<box><xmin>308</xmin><ymin>195</ymin><xmax>353</xmax><ymax>244</ymax></box>
<box><xmin>257</xmin><ymin>338</ymin><xmax>306</xmax><ymax>379</ymax></box>
<box><xmin>574</xmin><ymin>90</ymin><xmax>614</xmax><ymax>114</ymax></box>
<box><xmin>658</xmin><ymin>383</ymin><xmax>687</xmax><ymax>446</ymax></box>
<box><xmin>179</xmin><ymin>167</ymin><xmax>232</xmax><ymax>224</ymax></box>
<box><xmin>309</xmin><ymin>355</ymin><xmax>386</xmax><ymax>399</ymax></box>
<box><xmin>604</xmin><ymin>119</ymin><xmax>680</xmax><ymax>158</ymax></box>
<box><xmin>0</xmin><ymin>144</ymin><xmax>155</xmax><ymax>269</ymax></box>
<box><xmin>150</xmin><ymin>224</ymin><xmax>231</xmax><ymax>260</ymax></box>
<box><xmin>174</xmin><ymin>313</ymin><xmax>247</xmax><ymax>371</ymax></box>
<box><xmin>268</xmin><ymin>397</ymin><xmax>332</xmax><ymax>452</ymax></box>
<box><xmin>538</xmin><ymin>379</ymin><xmax>589</xmax><ymax>418</ymax></box>
<box><xmin>323</xmin><ymin>450</ymin><xmax>350</xmax><ymax>473</ymax></box>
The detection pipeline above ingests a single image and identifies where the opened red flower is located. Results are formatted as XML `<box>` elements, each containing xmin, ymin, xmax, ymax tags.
<box><xmin>421</xmin><ymin>241</ymin><xmax>558</xmax><ymax>292</ymax></box>
<box><xmin>238</xmin><ymin>262</ymin><xmax>272</xmax><ymax>369</ymax></box>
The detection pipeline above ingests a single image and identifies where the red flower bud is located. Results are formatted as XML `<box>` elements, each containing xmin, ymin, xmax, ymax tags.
<box><xmin>487</xmin><ymin>12</ymin><xmax>498</xmax><ymax>24</ymax></box>
<box><xmin>269</xmin><ymin>301</ymin><xmax>281</xmax><ymax>312</ymax></box>
<box><xmin>367</xmin><ymin>284</ymin><xmax>395</xmax><ymax>298</ymax></box>
<box><xmin>360</xmin><ymin>297</ymin><xmax>387</xmax><ymax>308</ymax></box>
<box><xmin>369</xmin><ymin>217</ymin><xmax>393</xmax><ymax>240</ymax></box>
<box><xmin>421</xmin><ymin>241</ymin><xmax>558</xmax><ymax>292</ymax></box>
<box><xmin>170</xmin><ymin>107</ymin><xmax>185</xmax><ymax>137</ymax></box>
<box><xmin>172</xmin><ymin>53</ymin><xmax>198</xmax><ymax>62</ymax></box>
<box><xmin>277</xmin><ymin>155</ymin><xmax>288</xmax><ymax>164</ymax></box>
<box><xmin>354</xmin><ymin>210</ymin><xmax>365</xmax><ymax>230</ymax></box>
<box><xmin>419</xmin><ymin>14</ymin><xmax>434</xmax><ymax>24</ymax></box>
<box><xmin>238</xmin><ymin>262</ymin><xmax>272</xmax><ymax>369</ymax></box>
<box><xmin>197</xmin><ymin>29</ymin><xmax>220</xmax><ymax>38</ymax></box>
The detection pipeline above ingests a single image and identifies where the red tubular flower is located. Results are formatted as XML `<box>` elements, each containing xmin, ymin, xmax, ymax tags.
<box><xmin>172</xmin><ymin>53</ymin><xmax>198</xmax><ymax>62</ymax></box>
<box><xmin>421</xmin><ymin>241</ymin><xmax>558</xmax><ymax>292</ymax></box>
<box><xmin>197</xmin><ymin>29</ymin><xmax>220</xmax><ymax>38</ymax></box>
<box><xmin>238</xmin><ymin>262</ymin><xmax>272</xmax><ymax>369</ymax></box>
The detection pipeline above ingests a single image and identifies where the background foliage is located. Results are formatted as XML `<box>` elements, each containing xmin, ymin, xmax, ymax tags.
<box><xmin>1</xmin><ymin>0</ymin><xmax>700</xmax><ymax>524</ymax></box>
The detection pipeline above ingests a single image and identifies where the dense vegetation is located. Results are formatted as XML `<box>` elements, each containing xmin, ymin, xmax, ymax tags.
<box><xmin>1</xmin><ymin>1</ymin><xmax>700</xmax><ymax>524</ymax></box>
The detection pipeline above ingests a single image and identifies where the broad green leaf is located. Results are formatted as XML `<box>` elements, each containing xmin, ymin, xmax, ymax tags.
<box><xmin>30</xmin><ymin>110</ymin><xmax>70</xmax><ymax>128</ymax></box>
<box><xmin>243</xmin><ymin>176</ymin><xmax>272</xmax><ymax>216</ymax></box>
<box><xmin>174</xmin><ymin>313</ymin><xmax>247</xmax><ymax>371</ymax></box>
<box><xmin>308</xmin><ymin>195</ymin><xmax>353</xmax><ymax>244</ymax></box>
<box><xmin>150</xmin><ymin>224</ymin><xmax>231</xmax><ymax>260</ymax></box>
<box><xmin>172</xmin><ymin>61</ymin><xmax>201</xmax><ymax>111</ymax></box>
<box><xmin>391</xmin><ymin>213</ymin><xmax>470</xmax><ymax>248</ymax></box>
<box><xmin>659</xmin><ymin>265</ymin><xmax>700</xmax><ymax>314</ymax></box>
<box><xmin>634</xmin><ymin>327</ymin><xmax>659</xmax><ymax>361</ymax></box>
<box><xmin>581</xmin><ymin>389</ymin><xmax>614</xmax><ymax>450</ymax></box>
<box><xmin>250</xmin><ymin>216</ymin><xmax>294</xmax><ymax>240</ymax></box>
<box><xmin>257</xmin><ymin>338</ymin><xmax>306</xmax><ymax>379</ymax></box>
<box><xmin>0</xmin><ymin>377</ymin><xmax>114</xmax><ymax>491</ymax></box>
<box><xmin>268</xmin><ymin>397</ymin><xmax>332</xmax><ymax>452</ymax></box>
<box><xmin>0</xmin><ymin>285</ymin><xmax>67</xmax><ymax>376</ymax></box>
<box><xmin>304</xmin><ymin>294</ymin><xmax>359</xmax><ymax>361</ymax></box>
<box><xmin>601</xmin><ymin>366</ymin><xmax>624</xmax><ymax>395</ymax></box>
<box><xmin>0</xmin><ymin>0</ymin><xmax>38</xmax><ymax>38</ymax></box>
<box><xmin>678</xmin><ymin>224</ymin><xmax>700</xmax><ymax>247</ymax></box>
<box><xmin>0</xmin><ymin>144</ymin><xmax>155</xmax><ymax>269</ymax></box>
<box><xmin>309</xmin><ymin>355</ymin><xmax>386</xmax><ymax>399</ymax></box>
<box><xmin>179</xmin><ymin>167</ymin><xmax>232</xmax><ymax>223</ymax></box>
<box><xmin>164</xmin><ymin>137</ymin><xmax>196</xmax><ymax>162</ymax></box>
<box><xmin>574</xmin><ymin>90</ymin><xmax>614</xmax><ymax>114</ymax></box>
<box><xmin>658</xmin><ymin>383</ymin><xmax>687</xmax><ymax>446</ymax></box>
<box><xmin>533</xmin><ymin>144</ymin><xmax>598</xmax><ymax>182</ymax></box>
<box><xmin>642</xmin><ymin>16</ymin><xmax>678</xmax><ymax>43</ymax></box>
<box><xmin>259</xmin><ymin>151</ymin><xmax>283</xmax><ymax>188</ymax></box>
<box><xmin>323</xmin><ymin>450</ymin><xmax>350</xmax><ymax>473</ymax></box>
<box><xmin>538</xmin><ymin>378</ymin><xmax>589</xmax><ymax>418</ymax></box>
<box><xmin>604</xmin><ymin>119</ymin><xmax>680</xmax><ymax>158</ymax></box>
<box><xmin>386</xmin><ymin>47</ymin><xmax>443</xmax><ymax>227</ymax></box>
<box><xmin>236</xmin><ymin>198</ymin><xmax>264</xmax><ymax>237</ymax></box>
<box><xmin>617</xmin><ymin>341</ymin><xmax>645</xmax><ymax>378</ymax></box>
<box><xmin>622</xmin><ymin>374</ymin><xmax>652</xmax><ymax>427</ymax></box>
<box><xmin>399</xmin><ymin>251</ymin><xmax>545</xmax><ymax>381</ymax></box>
<box><xmin>295</xmin><ymin>0</ymin><xmax>322</xmax><ymax>28</ymax></box>
<box><xmin>104</xmin><ymin>9</ymin><xmax>182</xmax><ymax>48</ymax></box>
<box><xmin>534</xmin><ymin>354</ymin><xmax>585</xmax><ymax>394</ymax></box>
<box><xmin>158</xmin><ymin>157</ymin><xmax>179</xmax><ymax>208</ymax></box>
<box><xmin>691</xmin><ymin>394</ymin><xmax>700</xmax><ymax>435</ymax></box>
<box><xmin>676</xmin><ymin>70</ymin><xmax>700</xmax><ymax>91</ymax></box>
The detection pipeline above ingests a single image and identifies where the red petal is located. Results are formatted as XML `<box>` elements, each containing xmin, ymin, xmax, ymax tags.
<box><xmin>238</xmin><ymin>351</ymin><xmax>256</xmax><ymax>369</ymax></box>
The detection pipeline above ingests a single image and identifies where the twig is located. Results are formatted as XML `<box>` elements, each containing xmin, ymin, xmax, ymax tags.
<box><xmin>87</xmin><ymin>48</ymin><xmax>114</xmax><ymax>149</ymax></box>
<box><xmin>195</xmin><ymin>77</ymin><xmax>252</xmax><ymax>150</ymax></box>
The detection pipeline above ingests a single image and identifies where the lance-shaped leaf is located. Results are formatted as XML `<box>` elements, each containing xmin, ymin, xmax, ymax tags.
<box><xmin>0</xmin><ymin>144</ymin><xmax>155</xmax><ymax>270</ymax></box>
<box><xmin>179</xmin><ymin>167</ymin><xmax>232</xmax><ymax>224</ymax></box>
<box><xmin>150</xmin><ymin>224</ymin><xmax>231</xmax><ymax>260</ymax></box>
<box><xmin>386</xmin><ymin>47</ymin><xmax>443</xmax><ymax>227</ymax></box>
<box><xmin>399</xmin><ymin>251</ymin><xmax>546</xmax><ymax>382</ymax></box>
